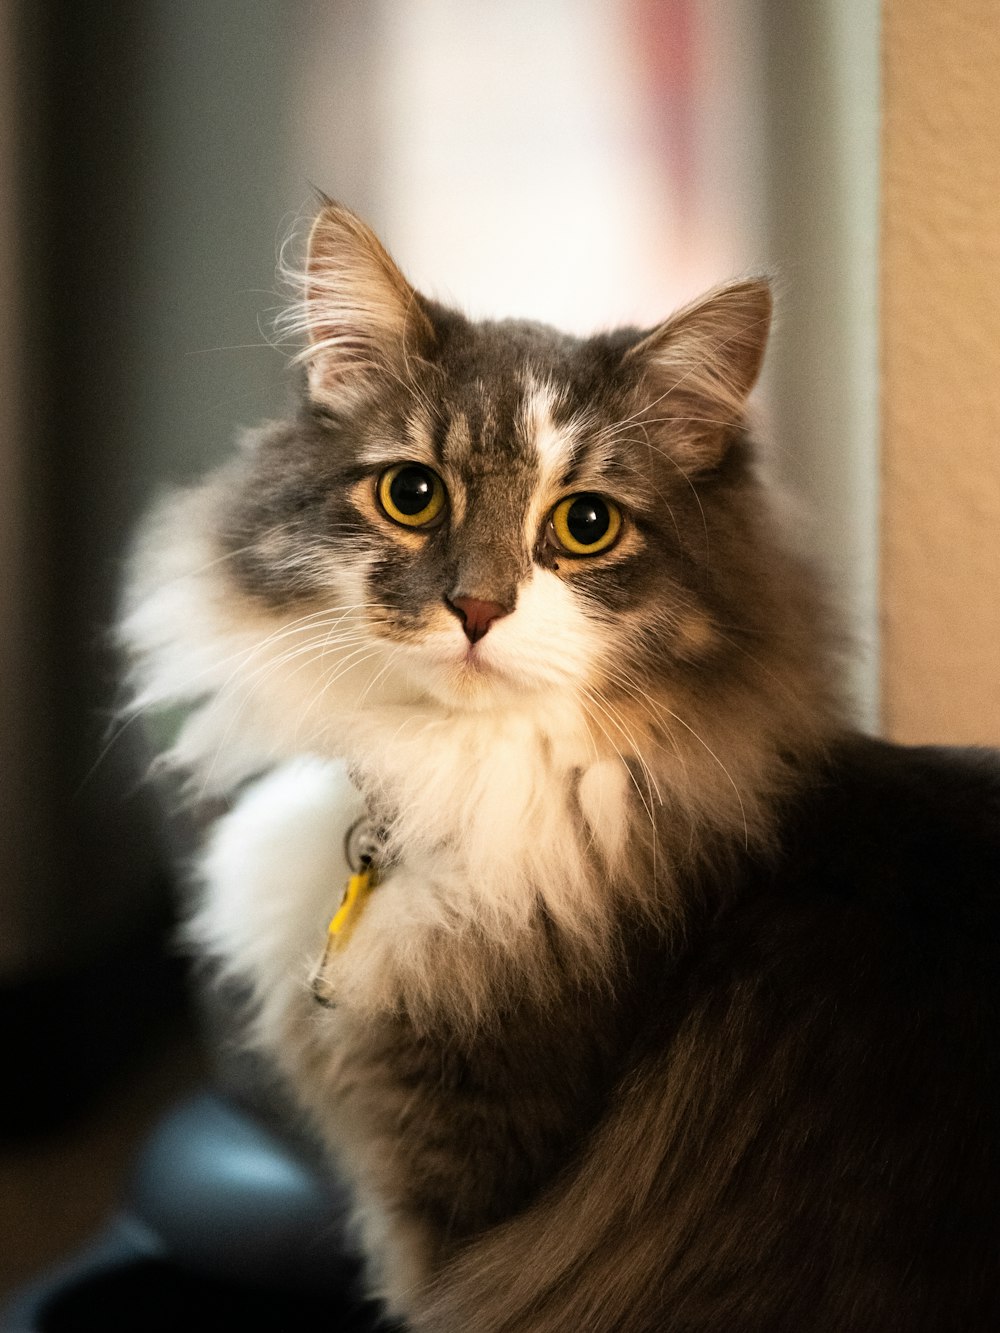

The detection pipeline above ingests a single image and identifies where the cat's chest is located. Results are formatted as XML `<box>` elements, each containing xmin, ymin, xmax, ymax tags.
<box><xmin>349</xmin><ymin>700</ymin><xmax>629</xmax><ymax>885</ymax></box>
<box><xmin>321</xmin><ymin>703</ymin><xmax>636</xmax><ymax>1019</ymax></box>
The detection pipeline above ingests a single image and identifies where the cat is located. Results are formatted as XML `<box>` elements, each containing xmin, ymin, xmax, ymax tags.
<box><xmin>121</xmin><ymin>199</ymin><xmax>1000</xmax><ymax>1331</ymax></box>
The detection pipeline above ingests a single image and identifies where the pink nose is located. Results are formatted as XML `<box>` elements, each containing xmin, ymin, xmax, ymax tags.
<box><xmin>447</xmin><ymin>596</ymin><xmax>510</xmax><ymax>644</ymax></box>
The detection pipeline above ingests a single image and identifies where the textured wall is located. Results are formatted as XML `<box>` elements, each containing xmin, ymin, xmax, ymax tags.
<box><xmin>882</xmin><ymin>0</ymin><xmax>1000</xmax><ymax>743</ymax></box>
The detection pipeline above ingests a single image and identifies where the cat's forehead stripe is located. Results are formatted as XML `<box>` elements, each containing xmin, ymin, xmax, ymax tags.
<box><xmin>521</xmin><ymin>379</ymin><xmax>575</xmax><ymax>489</ymax></box>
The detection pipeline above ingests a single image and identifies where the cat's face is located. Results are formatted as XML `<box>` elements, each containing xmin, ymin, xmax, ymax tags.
<box><xmin>215</xmin><ymin>203</ymin><xmax>772</xmax><ymax>717</ymax></box>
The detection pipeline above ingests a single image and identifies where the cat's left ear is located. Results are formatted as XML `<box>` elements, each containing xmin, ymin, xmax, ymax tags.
<box><xmin>624</xmin><ymin>279</ymin><xmax>772</xmax><ymax>471</ymax></box>
<box><xmin>298</xmin><ymin>199</ymin><xmax>436</xmax><ymax>409</ymax></box>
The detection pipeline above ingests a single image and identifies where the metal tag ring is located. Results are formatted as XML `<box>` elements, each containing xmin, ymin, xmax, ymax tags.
<box><xmin>345</xmin><ymin>817</ymin><xmax>382</xmax><ymax>873</ymax></box>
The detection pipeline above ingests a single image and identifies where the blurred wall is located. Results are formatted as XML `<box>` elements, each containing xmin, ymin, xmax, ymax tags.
<box><xmin>761</xmin><ymin>0</ymin><xmax>880</xmax><ymax>725</ymax></box>
<box><xmin>1</xmin><ymin>1</ymin><xmax>304</xmax><ymax>978</ymax></box>
<box><xmin>0</xmin><ymin>0</ymin><xmax>48</xmax><ymax>972</ymax></box>
<box><xmin>882</xmin><ymin>0</ymin><xmax>1000</xmax><ymax>744</ymax></box>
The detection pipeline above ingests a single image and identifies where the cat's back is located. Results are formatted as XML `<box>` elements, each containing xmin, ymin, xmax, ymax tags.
<box><xmin>659</xmin><ymin>735</ymin><xmax>1000</xmax><ymax>1072</ymax></box>
<box><xmin>781</xmin><ymin>734</ymin><xmax>1000</xmax><ymax>905</ymax></box>
<box><xmin>755</xmin><ymin>735</ymin><xmax>1000</xmax><ymax>1016</ymax></box>
<box><xmin>627</xmin><ymin>736</ymin><xmax>1000</xmax><ymax>1331</ymax></box>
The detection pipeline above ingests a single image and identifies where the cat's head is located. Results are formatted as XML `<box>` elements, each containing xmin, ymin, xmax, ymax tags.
<box><xmin>124</xmin><ymin>198</ymin><xmax>839</xmax><ymax>821</ymax></box>
<box><xmin>203</xmin><ymin>201</ymin><xmax>774</xmax><ymax>720</ymax></box>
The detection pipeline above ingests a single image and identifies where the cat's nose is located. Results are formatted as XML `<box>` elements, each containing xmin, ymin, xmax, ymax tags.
<box><xmin>445</xmin><ymin>596</ymin><xmax>511</xmax><ymax>644</ymax></box>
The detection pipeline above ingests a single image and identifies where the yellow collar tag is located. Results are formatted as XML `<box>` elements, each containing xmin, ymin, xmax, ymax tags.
<box><xmin>328</xmin><ymin>867</ymin><xmax>377</xmax><ymax>940</ymax></box>
<box><xmin>312</xmin><ymin>865</ymin><xmax>379</xmax><ymax>1007</ymax></box>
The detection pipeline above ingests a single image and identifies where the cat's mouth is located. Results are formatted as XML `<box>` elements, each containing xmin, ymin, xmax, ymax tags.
<box><xmin>399</xmin><ymin>633</ymin><xmax>538</xmax><ymax>709</ymax></box>
<box><xmin>461</xmin><ymin>642</ymin><xmax>494</xmax><ymax>673</ymax></box>
<box><xmin>436</xmin><ymin>639</ymin><xmax>506</xmax><ymax>688</ymax></box>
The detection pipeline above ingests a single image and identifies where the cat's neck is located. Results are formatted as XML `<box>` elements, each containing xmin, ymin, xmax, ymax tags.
<box><xmin>344</xmin><ymin>692</ymin><xmax>623</xmax><ymax>875</ymax></box>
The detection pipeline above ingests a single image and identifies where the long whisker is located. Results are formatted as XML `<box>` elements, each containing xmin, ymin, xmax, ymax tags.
<box><xmin>579</xmin><ymin>690</ymin><xmax>660</xmax><ymax>885</ymax></box>
<box><xmin>658</xmin><ymin>706</ymin><xmax>749</xmax><ymax>850</ymax></box>
<box><xmin>190</xmin><ymin>604</ymin><xmax>375</xmax><ymax>708</ymax></box>
<box><xmin>586</xmin><ymin>684</ymin><xmax>662</xmax><ymax>809</ymax></box>
<box><xmin>290</xmin><ymin>644</ymin><xmax>389</xmax><ymax>745</ymax></box>
<box><xmin>198</xmin><ymin>630</ymin><xmax>374</xmax><ymax>793</ymax></box>
<box><xmin>579</xmin><ymin>688</ymin><xmax>657</xmax><ymax>831</ymax></box>
<box><xmin>593</xmin><ymin>652</ymin><xmax>749</xmax><ymax>848</ymax></box>
<box><xmin>82</xmin><ymin>607</ymin><xmax>371</xmax><ymax>795</ymax></box>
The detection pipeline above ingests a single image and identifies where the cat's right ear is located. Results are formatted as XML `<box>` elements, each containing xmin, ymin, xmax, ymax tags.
<box><xmin>296</xmin><ymin>200</ymin><xmax>435</xmax><ymax>408</ymax></box>
<box><xmin>623</xmin><ymin>279</ymin><xmax>772</xmax><ymax>472</ymax></box>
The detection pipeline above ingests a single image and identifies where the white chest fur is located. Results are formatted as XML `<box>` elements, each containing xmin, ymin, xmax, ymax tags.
<box><xmin>192</xmin><ymin>699</ymin><xmax>634</xmax><ymax>1030</ymax></box>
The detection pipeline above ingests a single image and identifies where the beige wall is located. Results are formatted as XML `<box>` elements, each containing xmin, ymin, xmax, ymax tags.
<box><xmin>882</xmin><ymin>0</ymin><xmax>1000</xmax><ymax>744</ymax></box>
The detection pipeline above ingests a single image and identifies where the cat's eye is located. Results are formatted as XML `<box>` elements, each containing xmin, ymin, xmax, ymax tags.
<box><xmin>548</xmin><ymin>494</ymin><xmax>622</xmax><ymax>556</ymax></box>
<box><xmin>377</xmin><ymin>464</ymin><xmax>448</xmax><ymax>529</ymax></box>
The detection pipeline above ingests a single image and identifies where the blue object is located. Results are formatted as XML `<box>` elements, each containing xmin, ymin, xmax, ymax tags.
<box><xmin>2</xmin><ymin>1093</ymin><xmax>394</xmax><ymax>1332</ymax></box>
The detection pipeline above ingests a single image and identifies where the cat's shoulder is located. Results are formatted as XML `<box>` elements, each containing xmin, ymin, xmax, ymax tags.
<box><xmin>642</xmin><ymin>737</ymin><xmax>1000</xmax><ymax>1082</ymax></box>
<box><xmin>781</xmin><ymin>733</ymin><xmax>1000</xmax><ymax>901</ymax></box>
<box><xmin>707</xmin><ymin>734</ymin><xmax>1000</xmax><ymax>1002</ymax></box>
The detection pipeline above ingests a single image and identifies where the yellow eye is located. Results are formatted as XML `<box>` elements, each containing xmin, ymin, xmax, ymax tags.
<box><xmin>549</xmin><ymin>494</ymin><xmax>622</xmax><ymax>556</ymax></box>
<box><xmin>377</xmin><ymin>464</ymin><xmax>447</xmax><ymax>529</ymax></box>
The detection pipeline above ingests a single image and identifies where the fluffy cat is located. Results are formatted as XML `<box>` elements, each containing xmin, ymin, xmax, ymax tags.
<box><xmin>121</xmin><ymin>201</ymin><xmax>1000</xmax><ymax>1331</ymax></box>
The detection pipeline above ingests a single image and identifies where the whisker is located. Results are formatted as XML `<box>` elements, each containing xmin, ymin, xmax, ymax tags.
<box><xmin>658</xmin><ymin>706</ymin><xmax>749</xmax><ymax>850</ymax></box>
<box><xmin>86</xmin><ymin>606</ymin><xmax>372</xmax><ymax>793</ymax></box>
<box><xmin>198</xmin><ymin>630</ymin><xmax>374</xmax><ymax>793</ymax></box>
<box><xmin>580</xmin><ymin>688</ymin><xmax>657</xmax><ymax>831</ymax></box>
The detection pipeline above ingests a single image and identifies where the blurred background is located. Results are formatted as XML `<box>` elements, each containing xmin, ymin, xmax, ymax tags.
<box><xmin>18</xmin><ymin>0</ymin><xmax>998</xmax><ymax>1309</ymax></box>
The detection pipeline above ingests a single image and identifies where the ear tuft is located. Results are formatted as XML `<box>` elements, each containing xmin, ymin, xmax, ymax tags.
<box><xmin>625</xmin><ymin>279</ymin><xmax>772</xmax><ymax>470</ymax></box>
<box><xmin>291</xmin><ymin>199</ymin><xmax>435</xmax><ymax>407</ymax></box>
